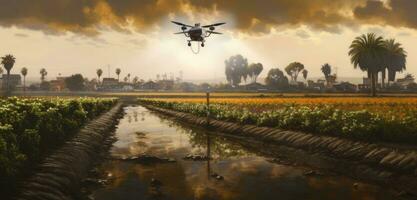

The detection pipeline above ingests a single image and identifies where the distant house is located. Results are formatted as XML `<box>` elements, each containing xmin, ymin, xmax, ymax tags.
<box><xmin>177</xmin><ymin>82</ymin><xmax>199</xmax><ymax>92</ymax></box>
<box><xmin>307</xmin><ymin>80</ymin><xmax>325</xmax><ymax>90</ymax></box>
<box><xmin>84</xmin><ymin>79</ymin><xmax>97</xmax><ymax>91</ymax></box>
<box><xmin>244</xmin><ymin>82</ymin><xmax>267</xmax><ymax>91</ymax></box>
<box><xmin>100</xmin><ymin>78</ymin><xmax>119</xmax><ymax>90</ymax></box>
<box><xmin>50</xmin><ymin>77</ymin><xmax>67</xmax><ymax>91</ymax></box>
<box><xmin>158</xmin><ymin>80</ymin><xmax>175</xmax><ymax>90</ymax></box>
<box><xmin>396</xmin><ymin>75</ymin><xmax>415</xmax><ymax>89</ymax></box>
<box><xmin>333</xmin><ymin>82</ymin><xmax>357</xmax><ymax>92</ymax></box>
<box><xmin>141</xmin><ymin>81</ymin><xmax>159</xmax><ymax>90</ymax></box>
<box><xmin>326</xmin><ymin>75</ymin><xmax>337</xmax><ymax>87</ymax></box>
<box><xmin>295</xmin><ymin>81</ymin><xmax>306</xmax><ymax>88</ymax></box>
<box><xmin>122</xmin><ymin>85</ymin><xmax>134</xmax><ymax>91</ymax></box>
<box><xmin>1</xmin><ymin>74</ymin><xmax>22</xmax><ymax>89</ymax></box>
<box><xmin>358</xmin><ymin>77</ymin><xmax>371</xmax><ymax>90</ymax></box>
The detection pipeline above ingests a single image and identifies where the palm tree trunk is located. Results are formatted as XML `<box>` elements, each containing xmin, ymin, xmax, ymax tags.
<box><xmin>381</xmin><ymin>69</ymin><xmax>386</xmax><ymax>88</ymax></box>
<box><xmin>371</xmin><ymin>72</ymin><xmax>377</xmax><ymax>97</ymax></box>
<box><xmin>387</xmin><ymin>69</ymin><xmax>396</xmax><ymax>87</ymax></box>
<box><xmin>23</xmin><ymin>76</ymin><xmax>26</xmax><ymax>93</ymax></box>
<box><xmin>6</xmin><ymin>70</ymin><xmax>10</xmax><ymax>95</ymax></box>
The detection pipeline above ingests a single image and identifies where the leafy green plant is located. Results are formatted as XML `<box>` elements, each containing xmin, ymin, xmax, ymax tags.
<box><xmin>139</xmin><ymin>99</ymin><xmax>417</xmax><ymax>144</ymax></box>
<box><xmin>0</xmin><ymin>97</ymin><xmax>117</xmax><ymax>194</ymax></box>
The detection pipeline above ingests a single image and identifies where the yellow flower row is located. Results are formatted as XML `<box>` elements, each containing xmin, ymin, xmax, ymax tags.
<box><xmin>146</xmin><ymin>97</ymin><xmax>417</xmax><ymax>114</ymax></box>
<box><xmin>149</xmin><ymin>97</ymin><xmax>417</xmax><ymax>104</ymax></box>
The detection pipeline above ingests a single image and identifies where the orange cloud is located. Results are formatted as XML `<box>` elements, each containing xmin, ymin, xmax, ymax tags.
<box><xmin>0</xmin><ymin>0</ymin><xmax>416</xmax><ymax>36</ymax></box>
<box><xmin>354</xmin><ymin>0</ymin><xmax>417</xmax><ymax>29</ymax></box>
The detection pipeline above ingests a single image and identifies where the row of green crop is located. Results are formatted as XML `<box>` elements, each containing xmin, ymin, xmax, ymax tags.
<box><xmin>139</xmin><ymin>99</ymin><xmax>417</xmax><ymax>144</ymax></box>
<box><xmin>0</xmin><ymin>97</ymin><xmax>117</xmax><ymax>194</ymax></box>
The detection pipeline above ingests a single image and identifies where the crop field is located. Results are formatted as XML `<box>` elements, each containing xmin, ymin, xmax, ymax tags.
<box><xmin>18</xmin><ymin>91</ymin><xmax>417</xmax><ymax>99</ymax></box>
<box><xmin>139</xmin><ymin>97</ymin><xmax>417</xmax><ymax>144</ymax></box>
<box><xmin>90</xmin><ymin>92</ymin><xmax>417</xmax><ymax>98</ymax></box>
<box><xmin>0</xmin><ymin>97</ymin><xmax>116</xmax><ymax>192</ymax></box>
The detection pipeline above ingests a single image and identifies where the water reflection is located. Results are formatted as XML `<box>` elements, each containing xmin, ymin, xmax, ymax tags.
<box><xmin>91</xmin><ymin>106</ymin><xmax>395</xmax><ymax>200</ymax></box>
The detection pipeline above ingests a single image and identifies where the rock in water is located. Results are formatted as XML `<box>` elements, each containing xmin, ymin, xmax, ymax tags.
<box><xmin>150</xmin><ymin>178</ymin><xmax>163</xmax><ymax>188</ymax></box>
<box><xmin>303</xmin><ymin>170</ymin><xmax>323</xmax><ymax>176</ymax></box>
<box><xmin>353</xmin><ymin>183</ymin><xmax>359</xmax><ymax>189</ymax></box>
<box><xmin>118</xmin><ymin>154</ymin><xmax>176</xmax><ymax>164</ymax></box>
<box><xmin>210</xmin><ymin>173</ymin><xmax>224</xmax><ymax>181</ymax></box>
<box><xmin>183</xmin><ymin>154</ymin><xmax>210</xmax><ymax>161</ymax></box>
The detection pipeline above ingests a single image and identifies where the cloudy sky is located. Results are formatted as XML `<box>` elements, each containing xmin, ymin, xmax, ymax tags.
<box><xmin>1</xmin><ymin>0</ymin><xmax>417</xmax><ymax>82</ymax></box>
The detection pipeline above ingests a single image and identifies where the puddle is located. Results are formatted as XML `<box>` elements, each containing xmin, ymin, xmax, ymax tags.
<box><xmin>90</xmin><ymin>106</ymin><xmax>396</xmax><ymax>200</ymax></box>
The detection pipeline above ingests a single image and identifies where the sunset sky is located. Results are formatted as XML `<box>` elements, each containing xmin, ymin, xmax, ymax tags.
<box><xmin>1</xmin><ymin>0</ymin><xmax>417</xmax><ymax>82</ymax></box>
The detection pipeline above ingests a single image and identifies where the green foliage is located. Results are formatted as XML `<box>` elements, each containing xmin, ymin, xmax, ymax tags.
<box><xmin>140</xmin><ymin>99</ymin><xmax>417</xmax><ymax>144</ymax></box>
<box><xmin>265</xmin><ymin>68</ymin><xmax>289</xmax><ymax>89</ymax></box>
<box><xmin>65</xmin><ymin>74</ymin><xmax>85</xmax><ymax>91</ymax></box>
<box><xmin>225</xmin><ymin>54</ymin><xmax>248</xmax><ymax>86</ymax></box>
<box><xmin>0</xmin><ymin>97</ymin><xmax>116</xmax><ymax>192</ymax></box>
<box><xmin>248</xmin><ymin>63</ymin><xmax>263</xmax><ymax>83</ymax></box>
<box><xmin>285</xmin><ymin>62</ymin><xmax>304</xmax><ymax>81</ymax></box>
<box><xmin>0</xmin><ymin>125</ymin><xmax>26</xmax><ymax>180</ymax></box>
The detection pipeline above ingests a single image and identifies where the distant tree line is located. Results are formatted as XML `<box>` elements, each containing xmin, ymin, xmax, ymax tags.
<box><xmin>225</xmin><ymin>55</ymin><xmax>263</xmax><ymax>87</ymax></box>
<box><xmin>224</xmin><ymin>55</ymin><xmax>309</xmax><ymax>90</ymax></box>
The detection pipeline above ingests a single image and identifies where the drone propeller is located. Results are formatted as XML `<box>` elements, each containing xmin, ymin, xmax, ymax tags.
<box><xmin>174</xmin><ymin>32</ymin><xmax>186</xmax><ymax>34</ymax></box>
<box><xmin>202</xmin><ymin>22</ymin><xmax>226</xmax><ymax>28</ymax></box>
<box><xmin>171</xmin><ymin>21</ymin><xmax>193</xmax><ymax>28</ymax></box>
<box><xmin>207</xmin><ymin>31</ymin><xmax>222</xmax><ymax>34</ymax></box>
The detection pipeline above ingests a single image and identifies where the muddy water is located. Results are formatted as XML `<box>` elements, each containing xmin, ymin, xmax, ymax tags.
<box><xmin>90</xmin><ymin>106</ymin><xmax>395</xmax><ymax>200</ymax></box>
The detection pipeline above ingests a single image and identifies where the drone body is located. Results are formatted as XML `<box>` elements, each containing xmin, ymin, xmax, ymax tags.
<box><xmin>172</xmin><ymin>21</ymin><xmax>225</xmax><ymax>47</ymax></box>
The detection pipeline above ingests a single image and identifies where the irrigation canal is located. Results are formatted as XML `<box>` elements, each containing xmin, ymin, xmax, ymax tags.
<box><xmin>83</xmin><ymin>105</ymin><xmax>399</xmax><ymax>200</ymax></box>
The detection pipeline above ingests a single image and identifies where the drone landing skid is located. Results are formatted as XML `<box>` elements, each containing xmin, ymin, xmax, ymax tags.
<box><xmin>188</xmin><ymin>40</ymin><xmax>205</xmax><ymax>47</ymax></box>
<box><xmin>188</xmin><ymin>41</ymin><xmax>204</xmax><ymax>54</ymax></box>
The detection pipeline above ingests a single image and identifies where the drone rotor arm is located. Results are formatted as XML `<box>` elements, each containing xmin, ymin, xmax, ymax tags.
<box><xmin>171</xmin><ymin>21</ymin><xmax>193</xmax><ymax>28</ymax></box>
<box><xmin>174</xmin><ymin>31</ymin><xmax>190</xmax><ymax>37</ymax></box>
<box><xmin>202</xmin><ymin>22</ymin><xmax>226</xmax><ymax>28</ymax></box>
<box><xmin>206</xmin><ymin>31</ymin><xmax>222</xmax><ymax>35</ymax></box>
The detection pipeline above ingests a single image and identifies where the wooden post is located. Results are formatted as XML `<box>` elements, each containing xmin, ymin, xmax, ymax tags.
<box><xmin>206</xmin><ymin>91</ymin><xmax>210</xmax><ymax>127</ymax></box>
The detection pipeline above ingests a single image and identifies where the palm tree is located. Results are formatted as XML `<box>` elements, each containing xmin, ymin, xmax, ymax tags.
<box><xmin>115</xmin><ymin>68</ymin><xmax>121</xmax><ymax>81</ymax></box>
<box><xmin>40</xmin><ymin>68</ymin><xmax>47</xmax><ymax>82</ymax></box>
<box><xmin>384</xmin><ymin>39</ymin><xmax>407</xmax><ymax>86</ymax></box>
<box><xmin>321</xmin><ymin>63</ymin><xmax>331</xmax><ymax>77</ymax></box>
<box><xmin>302</xmin><ymin>69</ymin><xmax>308</xmax><ymax>80</ymax></box>
<box><xmin>1</xmin><ymin>54</ymin><xmax>16</xmax><ymax>93</ymax></box>
<box><xmin>349</xmin><ymin>33</ymin><xmax>386</xmax><ymax>97</ymax></box>
<box><xmin>21</xmin><ymin>67</ymin><xmax>28</xmax><ymax>92</ymax></box>
<box><xmin>127</xmin><ymin>73</ymin><xmax>131</xmax><ymax>83</ymax></box>
<box><xmin>321</xmin><ymin>63</ymin><xmax>332</xmax><ymax>86</ymax></box>
<box><xmin>96</xmin><ymin>69</ymin><xmax>103</xmax><ymax>84</ymax></box>
<box><xmin>133</xmin><ymin>76</ymin><xmax>139</xmax><ymax>84</ymax></box>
